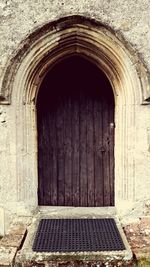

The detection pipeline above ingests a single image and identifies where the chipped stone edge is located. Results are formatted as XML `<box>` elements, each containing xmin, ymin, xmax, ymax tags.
<box><xmin>0</xmin><ymin>206</ymin><xmax>5</xmax><ymax>237</ymax></box>
<box><xmin>15</xmin><ymin>215</ymin><xmax>133</xmax><ymax>264</ymax></box>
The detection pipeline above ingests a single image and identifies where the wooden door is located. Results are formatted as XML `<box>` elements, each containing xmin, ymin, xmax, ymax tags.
<box><xmin>37</xmin><ymin>56</ymin><xmax>114</xmax><ymax>206</ymax></box>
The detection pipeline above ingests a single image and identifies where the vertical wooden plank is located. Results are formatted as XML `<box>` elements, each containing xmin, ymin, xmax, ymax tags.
<box><xmin>79</xmin><ymin>93</ymin><xmax>88</xmax><ymax>206</ymax></box>
<box><xmin>72</xmin><ymin>98</ymin><xmax>80</xmax><ymax>206</ymax></box>
<box><xmin>37</xmin><ymin>112</ymin><xmax>44</xmax><ymax>205</ymax></box>
<box><xmin>109</xmin><ymin>102</ymin><xmax>115</xmax><ymax>206</ymax></box>
<box><xmin>102</xmin><ymin>98</ymin><xmax>111</xmax><ymax>206</ymax></box>
<box><xmin>37</xmin><ymin>56</ymin><xmax>115</xmax><ymax>208</ymax></box>
<box><xmin>38</xmin><ymin>110</ymin><xmax>52</xmax><ymax>205</ymax></box>
<box><xmin>44</xmin><ymin>112</ymin><xmax>52</xmax><ymax>205</ymax></box>
<box><xmin>64</xmin><ymin>96</ymin><xmax>72</xmax><ymax>206</ymax></box>
<box><xmin>56</xmin><ymin>97</ymin><xmax>65</xmax><ymax>206</ymax></box>
<box><xmin>86</xmin><ymin>98</ymin><xmax>95</xmax><ymax>207</ymax></box>
<box><xmin>93</xmin><ymin>98</ymin><xmax>104</xmax><ymax>207</ymax></box>
<box><xmin>49</xmin><ymin>110</ymin><xmax>58</xmax><ymax>205</ymax></box>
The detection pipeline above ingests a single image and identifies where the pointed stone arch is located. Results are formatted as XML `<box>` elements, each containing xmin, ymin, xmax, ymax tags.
<box><xmin>1</xmin><ymin>16</ymin><xmax>149</xmax><ymax>212</ymax></box>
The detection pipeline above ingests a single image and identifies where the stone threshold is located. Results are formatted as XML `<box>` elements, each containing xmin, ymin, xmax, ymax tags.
<box><xmin>0</xmin><ymin>219</ymin><xmax>29</xmax><ymax>267</ymax></box>
<box><xmin>4</xmin><ymin>207</ymin><xmax>150</xmax><ymax>266</ymax></box>
<box><xmin>14</xmin><ymin>207</ymin><xmax>132</xmax><ymax>266</ymax></box>
<box><xmin>37</xmin><ymin>206</ymin><xmax>117</xmax><ymax>218</ymax></box>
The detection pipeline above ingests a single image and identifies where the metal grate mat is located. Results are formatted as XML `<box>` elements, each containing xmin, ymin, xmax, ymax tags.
<box><xmin>32</xmin><ymin>218</ymin><xmax>125</xmax><ymax>253</ymax></box>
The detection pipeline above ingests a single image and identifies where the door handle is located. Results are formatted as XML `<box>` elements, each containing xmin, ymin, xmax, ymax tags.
<box><xmin>110</xmin><ymin>122</ymin><xmax>115</xmax><ymax>129</ymax></box>
<box><xmin>99</xmin><ymin>146</ymin><xmax>106</xmax><ymax>152</ymax></box>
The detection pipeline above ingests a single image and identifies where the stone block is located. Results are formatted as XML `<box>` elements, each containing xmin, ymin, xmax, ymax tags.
<box><xmin>124</xmin><ymin>220</ymin><xmax>150</xmax><ymax>260</ymax></box>
<box><xmin>0</xmin><ymin>233</ymin><xmax>25</xmax><ymax>248</ymax></box>
<box><xmin>25</xmin><ymin>264</ymin><xmax>45</xmax><ymax>267</ymax></box>
<box><xmin>58</xmin><ymin>264</ymin><xmax>71</xmax><ymax>267</ymax></box>
<box><xmin>140</xmin><ymin>217</ymin><xmax>150</xmax><ymax>226</ymax></box>
<box><xmin>21</xmin><ymin>263</ymin><xmax>45</xmax><ymax>267</ymax></box>
<box><xmin>0</xmin><ymin>207</ymin><xmax>4</xmax><ymax>236</ymax></box>
<box><xmin>0</xmin><ymin>246</ymin><xmax>17</xmax><ymax>266</ymax></box>
<box><xmin>21</xmin><ymin>264</ymin><xmax>33</xmax><ymax>267</ymax></box>
<box><xmin>140</xmin><ymin>217</ymin><xmax>150</xmax><ymax>236</ymax></box>
<box><xmin>144</xmin><ymin>200</ymin><xmax>150</xmax><ymax>216</ymax></box>
<box><xmin>47</xmin><ymin>263</ymin><xmax>57</xmax><ymax>267</ymax></box>
<box><xmin>8</xmin><ymin>222</ymin><xmax>27</xmax><ymax>236</ymax></box>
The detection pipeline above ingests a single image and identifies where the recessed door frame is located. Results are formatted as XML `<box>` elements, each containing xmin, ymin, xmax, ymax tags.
<box><xmin>37</xmin><ymin>56</ymin><xmax>115</xmax><ymax>207</ymax></box>
<box><xmin>0</xmin><ymin>16</ymin><xmax>147</xmax><ymax>217</ymax></box>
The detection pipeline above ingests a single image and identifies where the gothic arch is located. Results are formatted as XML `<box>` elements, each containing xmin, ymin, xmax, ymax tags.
<box><xmin>0</xmin><ymin>16</ymin><xmax>149</xmax><ymax>209</ymax></box>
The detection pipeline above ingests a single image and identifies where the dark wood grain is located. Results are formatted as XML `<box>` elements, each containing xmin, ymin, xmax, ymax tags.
<box><xmin>109</xmin><ymin>103</ymin><xmax>115</xmax><ymax>206</ymax></box>
<box><xmin>72</xmin><ymin>99</ymin><xmax>80</xmax><ymax>206</ymax></box>
<box><xmin>93</xmin><ymin>99</ymin><xmax>104</xmax><ymax>206</ymax></box>
<box><xmin>79</xmin><ymin>94</ymin><xmax>88</xmax><ymax>206</ymax></box>
<box><xmin>37</xmin><ymin>56</ymin><xmax>115</xmax><ymax>207</ymax></box>
<box><xmin>37</xmin><ymin>115</ymin><xmax>44</xmax><ymax>204</ymax></box>
<box><xmin>50</xmin><ymin>112</ymin><xmax>58</xmax><ymax>205</ymax></box>
<box><xmin>102</xmin><ymin>99</ymin><xmax>110</xmax><ymax>206</ymax></box>
<box><xmin>56</xmin><ymin>98</ymin><xmax>65</xmax><ymax>205</ymax></box>
<box><xmin>87</xmin><ymin>98</ymin><xmax>94</xmax><ymax>206</ymax></box>
<box><xmin>64</xmin><ymin>97</ymin><xmax>72</xmax><ymax>206</ymax></box>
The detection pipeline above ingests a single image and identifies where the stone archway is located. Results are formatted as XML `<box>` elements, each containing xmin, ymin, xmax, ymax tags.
<box><xmin>0</xmin><ymin>16</ymin><xmax>149</xmax><ymax>215</ymax></box>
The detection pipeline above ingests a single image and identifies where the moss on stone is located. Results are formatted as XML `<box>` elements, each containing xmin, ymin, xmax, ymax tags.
<box><xmin>133</xmin><ymin>258</ymin><xmax>150</xmax><ymax>267</ymax></box>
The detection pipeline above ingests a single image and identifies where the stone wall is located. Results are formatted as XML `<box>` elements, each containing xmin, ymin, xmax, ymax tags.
<box><xmin>0</xmin><ymin>0</ymin><xmax>150</xmax><ymax>235</ymax></box>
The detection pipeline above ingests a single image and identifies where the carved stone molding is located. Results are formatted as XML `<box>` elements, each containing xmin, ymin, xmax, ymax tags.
<box><xmin>0</xmin><ymin>16</ymin><xmax>149</xmax><ymax>105</ymax></box>
<box><xmin>0</xmin><ymin>16</ymin><xmax>148</xmax><ymax>208</ymax></box>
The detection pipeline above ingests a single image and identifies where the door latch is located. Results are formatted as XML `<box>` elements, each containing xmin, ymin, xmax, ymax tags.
<box><xmin>99</xmin><ymin>146</ymin><xmax>106</xmax><ymax>152</ymax></box>
<box><xmin>110</xmin><ymin>122</ymin><xmax>115</xmax><ymax>129</ymax></box>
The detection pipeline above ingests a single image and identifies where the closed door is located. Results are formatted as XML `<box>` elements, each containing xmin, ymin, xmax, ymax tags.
<box><xmin>37</xmin><ymin>56</ymin><xmax>114</xmax><ymax>206</ymax></box>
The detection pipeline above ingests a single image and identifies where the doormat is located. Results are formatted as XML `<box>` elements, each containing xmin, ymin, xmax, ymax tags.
<box><xmin>32</xmin><ymin>218</ymin><xmax>125</xmax><ymax>252</ymax></box>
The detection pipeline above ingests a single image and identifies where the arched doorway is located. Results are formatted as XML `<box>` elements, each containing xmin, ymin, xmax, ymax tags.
<box><xmin>1</xmin><ymin>15</ymin><xmax>146</xmax><ymax>221</ymax></box>
<box><xmin>37</xmin><ymin>55</ymin><xmax>115</xmax><ymax>207</ymax></box>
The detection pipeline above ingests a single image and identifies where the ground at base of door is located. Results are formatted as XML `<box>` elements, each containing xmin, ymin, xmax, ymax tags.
<box><xmin>123</xmin><ymin>217</ymin><xmax>150</xmax><ymax>260</ymax></box>
<box><xmin>0</xmin><ymin>216</ymin><xmax>149</xmax><ymax>267</ymax></box>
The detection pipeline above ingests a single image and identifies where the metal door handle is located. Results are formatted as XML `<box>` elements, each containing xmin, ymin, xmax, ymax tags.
<box><xmin>99</xmin><ymin>146</ymin><xmax>106</xmax><ymax>152</ymax></box>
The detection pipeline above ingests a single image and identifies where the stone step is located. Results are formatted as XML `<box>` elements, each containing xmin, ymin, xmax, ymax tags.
<box><xmin>1</xmin><ymin>216</ymin><xmax>150</xmax><ymax>267</ymax></box>
<box><xmin>15</xmin><ymin>216</ymin><xmax>132</xmax><ymax>267</ymax></box>
<box><xmin>15</xmin><ymin>260</ymin><xmax>133</xmax><ymax>267</ymax></box>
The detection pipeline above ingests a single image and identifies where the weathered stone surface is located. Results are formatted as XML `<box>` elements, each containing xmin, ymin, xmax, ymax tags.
<box><xmin>16</xmin><ymin>261</ymin><xmax>134</xmax><ymax>267</ymax></box>
<box><xmin>144</xmin><ymin>201</ymin><xmax>150</xmax><ymax>216</ymax></box>
<box><xmin>8</xmin><ymin>222</ymin><xmax>27</xmax><ymax>236</ymax></box>
<box><xmin>124</xmin><ymin>217</ymin><xmax>150</xmax><ymax>260</ymax></box>
<box><xmin>0</xmin><ymin>246</ymin><xmax>17</xmax><ymax>266</ymax></box>
<box><xmin>0</xmin><ymin>221</ymin><xmax>27</xmax><ymax>249</ymax></box>
<box><xmin>0</xmin><ymin>233</ymin><xmax>25</xmax><ymax>248</ymax></box>
<box><xmin>22</xmin><ymin>264</ymin><xmax>45</xmax><ymax>267</ymax></box>
<box><xmin>0</xmin><ymin>206</ymin><xmax>4</xmax><ymax>236</ymax></box>
<box><xmin>0</xmin><ymin>221</ymin><xmax>28</xmax><ymax>266</ymax></box>
<box><xmin>0</xmin><ymin>0</ymin><xmax>149</xmax><ymax>240</ymax></box>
